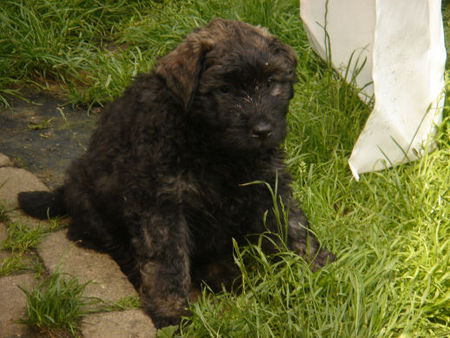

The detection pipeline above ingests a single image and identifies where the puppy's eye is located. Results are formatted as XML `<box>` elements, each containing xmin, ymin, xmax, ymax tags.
<box><xmin>217</xmin><ymin>86</ymin><xmax>231</xmax><ymax>94</ymax></box>
<box><xmin>265</xmin><ymin>78</ymin><xmax>274</xmax><ymax>88</ymax></box>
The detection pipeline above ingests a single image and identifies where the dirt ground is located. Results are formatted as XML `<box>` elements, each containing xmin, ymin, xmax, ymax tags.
<box><xmin>0</xmin><ymin>92</ymin><xmax>97</xmax><ymax>189</ymax></box>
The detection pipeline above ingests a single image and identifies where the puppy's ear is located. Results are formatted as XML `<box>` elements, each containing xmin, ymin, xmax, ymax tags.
<box><xmin>156</xmin><ymin>27</ymin><xmax>216</xmax><ymax>111</ymax></box>
<box><xmin>269</xmin><ymin>38</ymin><xmax>298</xmax><ymax>82</ymax></box>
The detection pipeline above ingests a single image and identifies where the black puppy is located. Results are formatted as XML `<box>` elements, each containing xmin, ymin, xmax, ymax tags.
<box><xmin>19</xmin><ymin>19</ymin><xmax>334</xmax><ymax>327</ymax></box>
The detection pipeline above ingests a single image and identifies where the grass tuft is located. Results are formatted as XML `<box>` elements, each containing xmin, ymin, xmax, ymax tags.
<box><xmin>95</xmin><ymin>295</ymin><xmax>141</xmax><ymax>313</ymax></box>
<box><xmin>0</xmin><ymin>254</ymin><xmax>28</xmax><ymax>277</ymax></box>
<box><xmin>2</xmin><ymin>222</ymin><xmax>47</xmax><ymax>253</ymax></box>
<box><xmin>1</xmin><ymin>216</ymin><xmax>67</xmax><ymax>255</ymax></box>
<box><xmin>19</xmin><ymin>269</ymin><xmax>93</xmax><ymax>336</ymax></box>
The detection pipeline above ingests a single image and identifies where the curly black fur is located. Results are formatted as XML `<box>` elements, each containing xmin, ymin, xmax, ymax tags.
<box><xmin>19</xmin><ymin>19</ymin><xmax>334</xmax><ymax>327</ymax></box>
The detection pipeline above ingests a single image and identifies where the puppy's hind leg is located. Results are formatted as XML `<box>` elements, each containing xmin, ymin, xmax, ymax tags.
<box><xmin>64</xmin><ymin>185</ymin><xmax>140</xmax><ymax>286</ymax></box>
<box><xmin>65</xmin><ymin>192</ymin><xmax>116</xmax><ymax>251</ymax></box>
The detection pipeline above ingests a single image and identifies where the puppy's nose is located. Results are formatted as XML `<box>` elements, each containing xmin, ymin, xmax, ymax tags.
<box><xmin>252</xmin><ymin>122</ymin><xmax>272</xmax><ymax>139</ymax></box>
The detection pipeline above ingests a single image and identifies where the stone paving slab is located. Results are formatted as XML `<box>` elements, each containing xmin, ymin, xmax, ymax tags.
<box><xmin>38</xmin><ymin>230</ymin><xmax>138</xmax><ymax>302</ymax></box>
<box><xmin>81</xmin><ymin>310</ymin><xmax>156</xmax><ymax>338</ymax></box>
<box><xmin>0</xmin><ymin>153</ymin><xmax>13</xmax><ymax>167</ymax></box>
<box><xmin>0</xmin><ymin>273</ymin><xmax>37</xmax><ymax>337</ymax></box>
<box><xmin>0</xmin><ymin>167</ymin><xmax>49</xmax><ymax>209</ymax></box>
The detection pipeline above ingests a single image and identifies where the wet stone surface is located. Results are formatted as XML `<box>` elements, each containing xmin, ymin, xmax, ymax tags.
<box><xmin>0</xmin><ymin>92</ymin><xmax>96</xmax><ymax>189</ymax></box>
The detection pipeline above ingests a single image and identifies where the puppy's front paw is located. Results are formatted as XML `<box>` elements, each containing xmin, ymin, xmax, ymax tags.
<box><xmin>141</xmin><ymin>293</ymin><xmax>190</xmax><ymax>329</ymax></box>
<box><xmin>309</xmin><ymin>246</ymin><xmax>335</xmax><ymax>271</ymax></box>
<box><xmin>139</xmin><ymin>262</ymin><xmax>191</xmax><ymax>328</ymax></box>
<box><xmin>149</xmin><ymin>311</ymin><xmax>188</xmax><ymax>329</ymax></box>
<box><xmin>291</xmin><ymin>235</ymin><xmax>335</xmax><ymax>270</ymax></box>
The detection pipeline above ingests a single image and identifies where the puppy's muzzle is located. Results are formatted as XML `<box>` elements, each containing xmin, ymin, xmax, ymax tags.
<box><xmin>251</xmin><ymin>122</ymin><xmax>273</xmax><ymax>139</ymax></box>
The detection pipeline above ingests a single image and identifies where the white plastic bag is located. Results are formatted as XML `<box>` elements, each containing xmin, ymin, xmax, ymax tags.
<box><xmin>300</xmin><ymin>0</ymin><xmax>446</xmax><ymax>180</ymax></box>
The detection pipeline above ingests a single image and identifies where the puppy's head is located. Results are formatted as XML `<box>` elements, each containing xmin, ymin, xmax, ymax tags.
<box><xmin>156</xmin><ymin>19</ymin><xmax>298</xmax><ymax>151</ymax></box>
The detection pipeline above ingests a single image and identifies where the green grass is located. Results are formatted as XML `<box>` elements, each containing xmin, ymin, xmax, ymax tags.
<box><xmin>2</xmin><ymin>221</ymin><xmax>47</xmax><ymax>252</ymax></box>
<box><xmin>0</xmin><ymin>203</ymin><xmax>9</xmax><ymax>223</ymax></box>
<box><xmin>96</xmin><ymin>295</ymin><xmax>141</xmax><ymax>312</ymax></box>
<box><xmin>2</xmin><ymin>216</ymin><xmax>67</xmax><ymax>253</ymax></box>
<box><xmin>0</xmin><ymin>0</ymin><xmax>448</xmax><ymax>336</ymax></box>
<box><xmin>0</xmin><ymin>204</ymin><xmax>41</xmax><ymax>276</ymax></box>
<box><xmin>19</xmin><ymin>270</ymin><xmax>92</xmax><ymax>336</ymax></box>
<box><xmin>0</xmin><ymin>219</ymin><xmax>47</xmax><ymax>277</ymax></box>
<box><xmin>0</xmin><ymin>254</ymin><xmax>29</xmax><ymax>277</ymax></box>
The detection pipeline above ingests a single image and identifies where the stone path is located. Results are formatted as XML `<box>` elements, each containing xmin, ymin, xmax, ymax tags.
<box><xmin>0</xmin><ymin>154</ymin><xmax>157</xmax><ymax>337</ymax></box>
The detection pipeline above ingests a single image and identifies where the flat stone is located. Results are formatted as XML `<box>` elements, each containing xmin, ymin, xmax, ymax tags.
<box><xmin>81</xmin><ymin>310</ymin><xmax>156</xmax><ymax>338</ymax></box>
<box><xmin>38</xmin><ymin>230</ymin><xmax>138</xmax><ymax>302</ymax></box>
<box><xmin>6</xmin><ymin>209</ymin><xmax>52</xmax><ymax>231</ymax></box>
<box><xmin>0</xmin><ymin>153</ymin><xmax>13</xmax><ymax>167</ymax></box>
<box><xmin>0</xmin><ymin>273</ymin><xmax>36</xmax><ymax>337</ymax></box>
<box><xmin>0</xmin><ymin>168</ymin><xmax>48</xmax><ymax>208</ymax></box>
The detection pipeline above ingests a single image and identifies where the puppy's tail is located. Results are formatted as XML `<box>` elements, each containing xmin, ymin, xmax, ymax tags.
<box><xmin>18</xmin><ymin>186</ymin><xmax>67</xmax><ymax>219</ymax></box>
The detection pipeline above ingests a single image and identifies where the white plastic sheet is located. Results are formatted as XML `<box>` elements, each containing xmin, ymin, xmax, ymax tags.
<box><xmin>300</xmin><ymin>0</ymin><xmax>446</xmax><ymax>180</ymax></box>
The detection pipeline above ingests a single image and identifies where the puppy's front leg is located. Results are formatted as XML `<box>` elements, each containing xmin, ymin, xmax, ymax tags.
<box><xmin>126</xmin><ymin>208</ymin><xmax>191</xmax><ymax>328</ymax></box>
